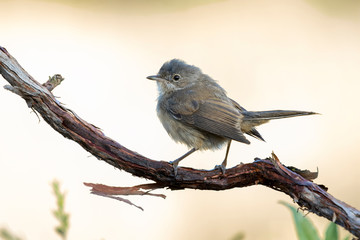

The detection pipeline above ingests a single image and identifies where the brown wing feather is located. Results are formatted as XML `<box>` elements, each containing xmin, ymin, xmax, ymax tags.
<box><xmin>230</xmin><ymin>98</ymin><xmax>265</xmax><ymax>142</ymax></box>
<box><xmin>167</xmin><ymin>97</ymin><xmax>250</xmax><ymax>144</ymax></box>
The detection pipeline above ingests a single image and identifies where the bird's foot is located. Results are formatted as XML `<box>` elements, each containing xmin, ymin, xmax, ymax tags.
<box><xmin>214</xmin><ymin>163</ymin><xmax>226</xmax><ymax>174</ymax></box>
<box><xmin>169</xmin><ymin>160</ymin><xmax>179</xmax><ymax>176</ymax></box>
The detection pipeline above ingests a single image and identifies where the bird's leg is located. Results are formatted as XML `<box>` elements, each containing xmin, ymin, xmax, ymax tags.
<box><xmin>170</xmin><ymin>148</ymin><xmax>197</xmax><ymax>175</ymax></box>
<box><xmin>215</xmin><ymin>140</ymin><xmax>232</xmax><ymax>174</ymax></box>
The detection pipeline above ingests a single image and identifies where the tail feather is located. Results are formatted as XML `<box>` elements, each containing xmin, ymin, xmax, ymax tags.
<box><xmin>241</xmin><ymin>110</ymin><xmax>317</xmax><ymax>141</ymax></box>
<box><xmin>246</xmin><ymin>128</ymin><xmax>265</xmax><ymax>142</ymax></box>
<box><xmin>242</xmin><ymin>110</ymin><xmax>317</xmax><ymax>121</ymax></box>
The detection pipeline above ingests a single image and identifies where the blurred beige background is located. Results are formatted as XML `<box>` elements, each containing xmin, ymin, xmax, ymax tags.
<box><xmin>1</xmin><ymin>0</ymin><xmax>360</xmax><ymax>239</ymax></box>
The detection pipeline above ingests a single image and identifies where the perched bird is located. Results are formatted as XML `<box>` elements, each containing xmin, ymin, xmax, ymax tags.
<box><xmin>147</xmin><ymin>59</ymin><xmax>316</xmax><ymax>175</ymax></box>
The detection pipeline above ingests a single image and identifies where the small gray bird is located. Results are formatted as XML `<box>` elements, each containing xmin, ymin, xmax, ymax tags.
<box><xmin>147</xmin><ymin>59</ymin><xmax>316</xmax><ymax>175</ymax></box>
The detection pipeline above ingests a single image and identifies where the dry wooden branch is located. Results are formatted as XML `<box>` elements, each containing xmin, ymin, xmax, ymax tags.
<box><xmin>1</xmin><ymin>46</ymin><xmax>360</xmax><ymax>237</ymax></box>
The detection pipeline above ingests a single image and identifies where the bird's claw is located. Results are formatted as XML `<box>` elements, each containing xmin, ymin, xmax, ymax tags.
<box><xmin>169</xmin><ymin>160</ymin><xmax>179</xmax><ymax>176</ymax></box>
<box><xmin>214</xmin><ymin>164</ymin><xmax>226</xmax><ymax>174</ymax></box>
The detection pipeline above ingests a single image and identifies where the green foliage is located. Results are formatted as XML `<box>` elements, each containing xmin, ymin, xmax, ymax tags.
<box><xmin>304</xmin><ymin>0</ymin><xmax>360</xmax><ymax>17</ymax></box>
<box><xmin>0</xmin><ymin>180</ymin><xmax>70</xmax><ymax>240</ymax></box>
<box><xmin>280</xmin><ymin>201</ymin><xmax>320</xmax><ymax>240</ymax></box>
<box><xmin>52</xmin><ymin>180</ymin><xmax>70</xmax><ymax>240</ymax></box>
<box><xmin>325</xmin><ymin>222</ymin><xmax>338</xmax><ymax>240</ymax></box>
<box><xmin>230</xmin><ymin>232</ymin><xmax>245</xmax><ymax>240</ymax></box>
<box><xmin>0</xmin><ymin>228</ymin><xmax>22</xmax><ymax>240</ymax></box>
<box><xmin>280</xmin><ymin>201</ymin><xmax>350</xmax><ymax>240</ymax></box>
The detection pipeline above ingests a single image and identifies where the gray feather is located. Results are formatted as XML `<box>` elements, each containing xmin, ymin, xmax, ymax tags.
<box><xmin>242</xmin><ymin>110</ymin><xmax>317</xmax><ymax>121</ymax></box>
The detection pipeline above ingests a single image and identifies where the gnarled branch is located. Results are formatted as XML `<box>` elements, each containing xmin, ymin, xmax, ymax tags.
<box><xmin>1</xmin><ymin>46</ymin><xmax>359</xmax><ymax>238</ymax></box>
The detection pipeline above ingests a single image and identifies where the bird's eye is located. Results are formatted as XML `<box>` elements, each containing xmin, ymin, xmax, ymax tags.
<box><xmin>173</xmin><ymin>74</ymin><xmax>181</xmax><ymax>81</ymax></box>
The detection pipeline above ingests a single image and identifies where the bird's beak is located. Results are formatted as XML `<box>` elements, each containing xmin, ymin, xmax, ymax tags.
<box><xmin>147</xmin><ymin>75</ymin><xmax>166</xmax><ymax>82</ymax></box>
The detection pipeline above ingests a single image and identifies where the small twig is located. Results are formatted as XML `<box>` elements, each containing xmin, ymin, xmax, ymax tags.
<box><xmin>42</xmin><ymin>74</ymin><xmax>64</xmax><ymax>92</ymax></box>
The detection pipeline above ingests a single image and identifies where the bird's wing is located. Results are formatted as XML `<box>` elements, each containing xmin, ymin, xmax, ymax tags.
<box><xmin>167</xmin><ymin>97</ymin><xmax>250</xmax><ymax>144</ymax></box>
<box><xmin>229</xmin><ymin>98</ymin><xmax>247</xmax><ymax>112</ymax></box>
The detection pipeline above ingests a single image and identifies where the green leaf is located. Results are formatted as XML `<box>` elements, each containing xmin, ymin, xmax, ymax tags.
<box><xmin>280</xmin><ymin>201</ymin><xmax>320</xmax><ymax>240</ymax></box>
<box><xmin>324</xmin><ymin>222</ymin><xmax>338</xmax><ymax>240</ymax></box>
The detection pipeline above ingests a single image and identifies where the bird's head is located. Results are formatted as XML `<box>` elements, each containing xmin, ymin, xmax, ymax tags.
<box><xmin>147</xmin><ymin>59</ymin><xmax>202</xmax><ymax>94</ymax></box>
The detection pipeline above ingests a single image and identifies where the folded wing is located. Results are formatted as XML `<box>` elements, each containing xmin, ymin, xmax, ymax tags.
<box><xmin>167</xmin><ymin>97</ymin><xmax>250</xmax><ymax>144</ymax></box>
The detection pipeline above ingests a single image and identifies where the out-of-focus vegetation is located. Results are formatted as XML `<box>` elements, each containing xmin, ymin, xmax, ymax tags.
<box><xmin>305</xmin><ymin>0</ymin><xmax>360</xmax><ymax>17</ymax></box>
<box><xmin>231</xmin><ymin>232</ymin><xmax>246</xmax><ymax>240</ymax></box>
<box><xmin>281</xmin><ymin>201</ymin><xmax>351</xmax><ymax>240</ymax></box>
<box><xmin>0</xmin><ymin>180</ymin><xmax>69</xmax><ymax>240</ymax></box>
<box><xmin>52</xmin><ymin>180</ymin><xmax>70</xmax><ymax>240</ymax></box>
<box><xmin>38</xmin><ymin>0</ymin><xmax>225</xmax><ymax>13</ymax></box>
<box><xmin>34</xmin><ymin>0</ymin><xmax>360</xmax><ymax>17</ymax></box>
<box><xmin>0</xmin><ymin>228</ymin><xmax>22</xmax><ymax>240</ymax></box>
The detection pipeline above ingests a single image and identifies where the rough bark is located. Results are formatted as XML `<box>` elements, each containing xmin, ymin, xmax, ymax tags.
<box><xmin>1</xmin><ymin>46</ymin><xmax>359</xmax><ymax>238</ymax></box>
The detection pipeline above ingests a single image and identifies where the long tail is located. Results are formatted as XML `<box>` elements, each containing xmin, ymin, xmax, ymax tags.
<box><xmin>241</xmin><ymin>110</ymin><xmax>318</xmax><ymax>141</ymax></box>
<box><xmin>242</xmin><ymin>110</ymin><xmax>317</xmax><ymax>121</ymax></box>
